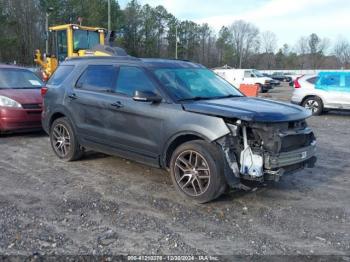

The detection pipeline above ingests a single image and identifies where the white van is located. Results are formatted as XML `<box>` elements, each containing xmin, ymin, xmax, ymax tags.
<box><xmin>213</xmin><ymin>68</ymin><xmax>273</xmax><ymax>93</ymax></box>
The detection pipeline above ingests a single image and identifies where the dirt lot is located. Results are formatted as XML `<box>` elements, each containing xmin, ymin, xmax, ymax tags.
<box><xmin>0</xmin><ymin>84</ymin><xmax>349</xmax><ymax>256</ymax></box>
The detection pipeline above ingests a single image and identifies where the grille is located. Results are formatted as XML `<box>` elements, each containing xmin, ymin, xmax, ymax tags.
<box><xmin>22</xmin><ymin>103</ymin><xmax>42</xmax><ymax>109</ymax></box>
<box><xmin>280</xmin><ymin>133</ymin><xmax>314</xmax><ymax>152</ymax></box>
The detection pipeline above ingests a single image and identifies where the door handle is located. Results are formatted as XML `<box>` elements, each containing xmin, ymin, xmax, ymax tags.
<box><xmin>111</xmin><ymin>101</ymin><xmax>123</xmax><ymax>108</ymax></box>
<box><xmin>68</xmin><ymin>93</ymin><xmax>78</xmax><ymax>100</ymax></box>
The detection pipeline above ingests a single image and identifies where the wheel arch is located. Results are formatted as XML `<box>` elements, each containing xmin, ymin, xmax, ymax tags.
<box><xmin>301</xmin><ymin>94</ymin><xmax>324</xmax><ymax>106</ymax></box>
<box><xmin>162</xmin><ymin>132</ymin><xmax>210</xmax><ymax>168</ymax></box>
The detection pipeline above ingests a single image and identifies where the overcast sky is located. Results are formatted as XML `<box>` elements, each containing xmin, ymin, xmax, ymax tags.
<box><xmin>118</xmin><ymin>0</ymin><xmax>350</xmax><ymax>49</ymax></box>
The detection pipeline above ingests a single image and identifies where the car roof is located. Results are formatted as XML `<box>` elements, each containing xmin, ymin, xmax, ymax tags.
<box><xmin>0</xmin><ymin>64</ymin><xmax>28</xmax><ymax>70</ymax></box>
<box><xmin>63</xmin><ymin>56</ymin><xmax>204</xmax><ymax>69</ymax></box>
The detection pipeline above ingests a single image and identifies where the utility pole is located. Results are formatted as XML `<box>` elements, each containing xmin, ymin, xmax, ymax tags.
<box><xmin>175</xmin><ymin>26</ymin><xmax>178</xmax><ymax>59</ymax></box>
<box><xmin>45</xmin><ymin>7</ymin><xmax>54</xmax><ymax>54</ymax></box>
<box><xmin>45</xmin><ymin>12</ymin><xmax>49</xmax><ymax>54</ymax></box>
<box><xmin>108</xmin><ymin>0</ymin><xmax>111</xmax><ymax>32</ymax></box>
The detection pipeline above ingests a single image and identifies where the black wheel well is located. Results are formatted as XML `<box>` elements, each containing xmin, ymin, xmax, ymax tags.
<box><xmin>302</xmin><ymin>95</ymin><xmax>323</xmax><ymax>105</ymax></box>
<box><xmin>165</xmin><ymin>134</ymin><xmax>204</xmax><ymax>167</ymax></box>
<box><xmin>49</xmin><ymin>112</ymin><xmax>66</xmax><ymax>130</ymax></box>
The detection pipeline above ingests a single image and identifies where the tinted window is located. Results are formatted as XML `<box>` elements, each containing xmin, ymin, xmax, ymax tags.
<box><xmin>0</xmin><ymin>69</ymin><xmax>43</xmax><ymax>89</ymax></box>
<box><xmin>116</xmin><ymin>66</ymin><xmax>157</xmax><ymax>96</ymax></box>
<box><xmin>320</xmin><ymin>74</ymin><xmax>340</xmax><ymax>86</ymax></box>
<box><xmin>306</xmin><ymin>77</ymin><xmax>318</xmax><ymax>84</ymax></box>
<box><xmin>48</xmin><ymin>65</ymin><xmax>74</xmax><ymax>85</ymax></box>
<box><xmin>77</xmin><ymin>65</ymin><xmax>116</xmax><ymax>92</ymax></box>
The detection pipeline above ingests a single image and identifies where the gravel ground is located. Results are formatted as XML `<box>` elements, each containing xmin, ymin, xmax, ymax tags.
<box><xmin>0</xmin><ymin>84</ymin><xmax>349</xmax><ymax>256</ymax></box>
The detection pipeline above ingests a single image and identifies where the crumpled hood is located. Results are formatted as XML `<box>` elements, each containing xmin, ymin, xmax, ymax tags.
<box><xmin>0</xmin><ymin>89</ymin><xmax>42</xmax><ymax>105</ymax></box>
<box><xmin>182</xmin><ymin>97</ymin><xmax>311</xmax><ymax>122</ymax></box>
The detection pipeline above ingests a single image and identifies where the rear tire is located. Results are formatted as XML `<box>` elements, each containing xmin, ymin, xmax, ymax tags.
<box><xmin>170</xmin><ymin>140</ymin><xmax>227</xmax><ymax>203</ymax></box>
<box><xmin>302</xmin><ymin>96</ymin><xmax>323</xmax><ymax>116</ymax></box>
<box><xmin>50</xmin><ymin>117</ymin><xmax>84</xmax><ymax>161</ymax></box>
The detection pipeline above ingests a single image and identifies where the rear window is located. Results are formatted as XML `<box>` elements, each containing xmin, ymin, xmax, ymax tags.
<box><xmin>48</xmin><ymin>65</ymin><xmax>75</xmax><ymax>85</ymax></box>
<box><xmin>0</xmin><ymin>69</ymin><xmax>43</xmax><ymax>89</ymax></box>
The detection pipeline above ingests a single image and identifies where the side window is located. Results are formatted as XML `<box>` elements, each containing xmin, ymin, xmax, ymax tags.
<box><xmin>306</xmin><ymin>77</ymin><xmax>318</xmax><ymax>84</ymax></box>
<box><xmin>320</xmin><ymin>74</ymin><xmax>340</xmax><ymax>87</ymax></box>
<box><xmin>76</xmin><ymin>65</ymin><xmax>116</xmax><ymax>92</ymax></box>
<box><xmin>116</xmin><ymin>66</ymin><xmax>157</xmax><ymax>96</ymax></box>
<box><xmin>48</xmin><ymin>65</ymin><xmax>75</xmax><ymax>85</ymax></box>
<box><xmin>244</xmin><ymin>71</ymin><xmax>251</xmax><ymax>78</ymax></box>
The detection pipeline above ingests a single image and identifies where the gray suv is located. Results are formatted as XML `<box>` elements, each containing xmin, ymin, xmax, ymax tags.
<box><xmin>42</xmin><ymin>56</ymin><xmax>317</xmax><ymax>203</ymax></box>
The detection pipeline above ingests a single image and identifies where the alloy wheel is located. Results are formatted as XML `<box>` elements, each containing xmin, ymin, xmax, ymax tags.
<box><xmin>304</xmin><ymin>99</ymin><xmax>319</xmax><ymax>114</ymax></box>
<box><xmin>52</xmin><ymin>124</ymin><xmax>71</xmax><ymax>158</ymax></box>
<box><xmin>174</xmin><ymin>150</ymin><xmax>210</xmax><ymax>196</ymax></box>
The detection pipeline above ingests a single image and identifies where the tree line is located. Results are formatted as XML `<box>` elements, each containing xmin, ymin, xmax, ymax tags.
<box><xmin>0</xmin><ymin>0</ymin><xmax>349</xmax><ymax>69</ymax></box>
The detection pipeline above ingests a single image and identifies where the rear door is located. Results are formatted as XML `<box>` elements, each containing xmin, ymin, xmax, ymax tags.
<box><xmin>66</xmin><ymin>64</ymin><xmax>119</xmax><ymax>142</ymax></box>
<box><xmin>316</xmin><ymin>73</ymin><xmax>344</xmax><ymax>109</ymax></box>
<box><xmin>340</xmin><ymin>73</ymin><xmax>350</xmax><ymax>109</ymax></box>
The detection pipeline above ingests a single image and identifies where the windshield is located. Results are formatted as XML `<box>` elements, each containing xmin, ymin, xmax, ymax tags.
<box><xmin>0</xmin><ymin>69</ymin><xmax>43</xmax><ymax>89</ymax></box>
<box><xmin>252</xmin><ymin>69</ymin><xmax>264</xmax><ymax>77</ymax></box>
<box><xmin>153</xmin><ymin>68</ymin><xmax>243</xmax><ymax>101</ymax></box>
<box><xmin>73</xmin><ymin>30</ymin><xmax>100</xmax><ymax>52</ymax></box>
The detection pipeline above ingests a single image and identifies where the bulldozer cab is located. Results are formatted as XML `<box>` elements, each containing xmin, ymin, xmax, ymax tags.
<box><xmin>35</xmin><ymin>24</ymin><xmax>106</xmax><ymax>80</ymax></box>
<box><xmin>49</xmin><ymin>24</ymin><xmax>105</xmax><ymax>61</ymax></box>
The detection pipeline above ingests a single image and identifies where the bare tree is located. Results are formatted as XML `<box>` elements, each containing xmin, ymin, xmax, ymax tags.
<box><xmin>229</xmin><ymin>20</ymin><xmax>259</xmax><ymax>68</ymax></box>
<box><xmin>295</xmin><ymin>36</ymin><xmax>309</xmax><ymax>69</ymax></box>
<box><xmin>334</xmin><ymin>36</ymin><xmax>350</xmax><ymax>69</ymax></box>
<box><xmin>260</xmin><ymin>31</ymin><xmax>277</xmax><ymax>53</ymax></box>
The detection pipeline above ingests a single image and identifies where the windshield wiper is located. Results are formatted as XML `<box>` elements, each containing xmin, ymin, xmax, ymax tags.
<box><xmin>178</xmin><ymin>94</ymin><xmax>242</xmax><ymax>102</ymax></box>
<box><xmin>177</xmin><ymin>96</ymin><xmax>212</xmax><ymax>102</ymax></box>
<box><xmin>209</xmin><ymin>94</ymin><xmax>242</xmax><ymax>99</ymax></box>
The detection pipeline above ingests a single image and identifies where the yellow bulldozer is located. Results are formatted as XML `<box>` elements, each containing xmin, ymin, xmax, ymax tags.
<box><xmin>34</xmin><ymin>24</ymin><xmax>125</xmax><ymax>80</ymax></box>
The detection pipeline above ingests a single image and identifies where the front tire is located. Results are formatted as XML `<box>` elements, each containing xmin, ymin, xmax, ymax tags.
<box><xmin>302</xmin><ymin>96</ymin><xmax>323</xmax><ymax>116</ymax></box>
<box><xmin>50</xmin><ymin>117</ymin><xmax>83</xmax><ymax>161</ymax></box>
<box><xmin>170</xmin><ymin>140</ymin><xmax>227</xmax><ymax>203</ymax></box>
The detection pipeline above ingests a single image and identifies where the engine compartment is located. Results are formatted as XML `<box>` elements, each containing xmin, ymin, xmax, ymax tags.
<box><xmin>217</xmin><ymin>118</ymin><xmax>317</xmax><ymax>184</ymax></box>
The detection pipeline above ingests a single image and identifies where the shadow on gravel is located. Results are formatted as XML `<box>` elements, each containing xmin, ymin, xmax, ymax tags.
<box><xmin>82</xmin><ymin>151</ymin><xmax>110</xmax><ymax>161</ymax></box>
<box><xmin>0</xmin><ymin>130</ymin><xmax>47</xmax><ymax>138</ymax></box>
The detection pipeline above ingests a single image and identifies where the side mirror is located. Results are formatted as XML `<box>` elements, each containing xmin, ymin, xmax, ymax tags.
<box><xmin>132</xmin><ymin>90</ymin><xmax>162</xmax><ymax>103</ymax></box>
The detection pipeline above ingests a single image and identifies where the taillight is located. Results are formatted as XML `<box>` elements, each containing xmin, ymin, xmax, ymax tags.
<box><xmin>294</xmin><ymin>79</ymin><xmax>301</xmax><ymax>88</ymax></box>
<box><xmin>41</xmin><ymin>87</ymin><xmax>48</xmax><ymax>97</ymax></box>
<box><xmin>294</xmin><ymin>75</ymin><xmax>304</xmax><ymax>88</ymax></box>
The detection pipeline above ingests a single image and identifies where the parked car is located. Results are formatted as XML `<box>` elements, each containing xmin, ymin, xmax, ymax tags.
<box><xmin>42</xmin><ymin>57</ymin><xmax>317</xmax><ymax>203</ymax></box>
<box><xmin>284</xmin><ymin>72</ymin><xmax>303</xmax><ymax>82</ymax></box>
<box><xmin>0</xmin><ymin>64</ymin><xmax>43</xmax><ymax>133</ymax></box>
<box><xmin>263</xmin><ymin>74</ymin><xmax>280</xmax><ymax>86</ymax></box>
<box><xmin>292</xmin><ymin>72</ymin><xmax>350</xmax><ymax>115</ymax></box>
<box><xmin>214</xmin><ymin>68</ymin><xmax>273</xmax><ymax>93</ymax></box>
<box><xmin>271</xmin><ymin>72</ymin><xmax>292</xmax><ymax>82</ymax></box>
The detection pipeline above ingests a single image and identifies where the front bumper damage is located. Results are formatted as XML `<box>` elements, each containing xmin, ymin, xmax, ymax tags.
<box><xmin>217</xmin><ymin>119</ymin><xmax>317</xmax><ymax>186</ymax></box>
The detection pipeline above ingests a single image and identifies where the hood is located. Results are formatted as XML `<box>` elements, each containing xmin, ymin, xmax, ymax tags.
<box><xmin>182</xmin><ymin>97</ymin><xmax>311</xmax><ymax>122</ymax></box>
<box><xmin>0</xmin><ymin>89</ymin><xmax>42</xmax><ymax>105</ymax></box>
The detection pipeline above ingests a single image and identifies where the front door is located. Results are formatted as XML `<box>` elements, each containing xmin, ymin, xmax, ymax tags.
<box><xmin>106</xmin><ymin>65</ymin><xmax>166</xmax><ymax>162</ymax></box>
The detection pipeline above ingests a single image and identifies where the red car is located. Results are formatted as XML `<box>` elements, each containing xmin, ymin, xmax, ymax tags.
<box><xmin>0</xmin><ymin>64</ymin><xmax>43</xmax><ymax>133</ymax></box>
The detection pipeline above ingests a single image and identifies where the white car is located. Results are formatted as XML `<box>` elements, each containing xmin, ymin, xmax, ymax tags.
<box><xmin>291</xmin><ymin>72</ymin><xmax>350</xmax><ymax>115</ymax></box>
<box><xmin>213</xmin><ymin>68</ymin><xmax>273</xmax><ymax>93</ymax></box>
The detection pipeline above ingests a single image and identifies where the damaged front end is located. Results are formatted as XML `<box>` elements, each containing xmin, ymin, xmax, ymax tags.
<box><xmin>217</xmin><ymin>119</ymin><xmax>317</xmax><ymax>187</ymax></box>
